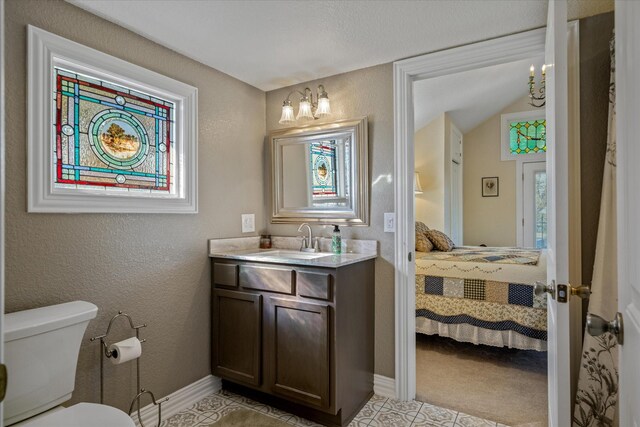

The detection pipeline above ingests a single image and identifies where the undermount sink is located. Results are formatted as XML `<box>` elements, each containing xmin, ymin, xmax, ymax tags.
<box><xmin>248</xmin><ymin>250</ymin><xmax>333</xmax><ymax>260</ymax></box>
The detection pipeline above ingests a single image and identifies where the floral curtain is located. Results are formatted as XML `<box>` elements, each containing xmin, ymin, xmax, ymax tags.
<box><xmin>573</xmin><ymin>35</ymin><xmax>618</xmax><ymax>427</ymax></box>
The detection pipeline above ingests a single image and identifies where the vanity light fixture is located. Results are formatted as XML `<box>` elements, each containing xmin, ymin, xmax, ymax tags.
<box><xmin>528</xmin><ymin>64</ymin><xmax>546</xmax><ymax>108</ymax></box>
<box><xmin>279</xmin><ymin>85</ymin><xmax>331</xmax><ymax>124</ymax></box>
<box><xmin>414</xmin><ymin>172</ymin><xmax>424</xmax><ymax>194</ymax></box>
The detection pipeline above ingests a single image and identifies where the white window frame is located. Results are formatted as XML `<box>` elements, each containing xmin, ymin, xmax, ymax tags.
<box><xmin>28</xmin><ymin>26</ymin><xmax>198</xmax><ymax>213</ymax></box>
<box><xmin>516</xmin><ymin>160</ymin><xmax>547</xmax><ymax>247</ymax></box>
<box><xmin>501</xmin><ymin>109</ymin><xmax>547</xmax><ymax>162</ymax></box>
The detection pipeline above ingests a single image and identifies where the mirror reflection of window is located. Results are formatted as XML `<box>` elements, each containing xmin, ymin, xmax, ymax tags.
<box><xmin>310</xmin><ymin>138</ymin><xmax>351</xmax><ymax>206</ymax></box>
<box><xmin>279</xmin><ymin>136</ymin><xmax>352</xmax><ymax>210</ymax></box>
<box><xmin>311</xmin><ymin>141</ymin><xmax>338</xmax><ymax>199</ymax></box>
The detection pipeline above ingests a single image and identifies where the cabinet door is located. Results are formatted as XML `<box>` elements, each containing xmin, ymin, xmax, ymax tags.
<box><xmin>265</xmin><ymin>297</ymin><xmax>332</xmax><ymax>410</ymax></box>
<box><xmin>212</xmin><ymin>289</ymin><xmax>262</xmax><ymax>386</ymax></box>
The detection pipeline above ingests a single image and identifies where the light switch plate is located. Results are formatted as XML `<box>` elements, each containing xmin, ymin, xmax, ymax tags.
<box><xmin>384</xmin><ymin>212</ymin><xmax>395</xmax><ymax>232</ymax></box>
<box><xmin>241</xmin><ymin>214</ymin><xmax>255</xmax><ymax>233</ymax></box>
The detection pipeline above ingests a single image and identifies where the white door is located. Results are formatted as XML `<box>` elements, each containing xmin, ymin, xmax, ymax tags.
<box><xmin>544</xmin><ymin>1</ymin><xmax>572</xmax><ymax>426</ymax></box>
<box><xmin>522</xmin><ymin>161</ymin><xmax>547</xmax><ymax>248</ymax></box>
<box><xmin>615</xmin><ymin>1</ymin><xmax>640</xmax><ymax>424</ymax></box>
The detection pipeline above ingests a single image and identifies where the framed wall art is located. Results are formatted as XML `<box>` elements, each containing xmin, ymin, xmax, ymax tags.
<box><xmin>28</xmin><ymin>25</ymin><xmax>198</xmax><ymax>213</ymax></box>
<box><xmin>482</xmin><ymin>177</ymin><xmax>499</xmax><ymax>197</ymax></box>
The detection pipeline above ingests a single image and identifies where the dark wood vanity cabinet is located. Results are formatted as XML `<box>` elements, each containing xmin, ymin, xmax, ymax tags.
<box><xmin>211</xmin><ymin>258</ymin><xmax>374</xmax><ymax>427</ymax></box>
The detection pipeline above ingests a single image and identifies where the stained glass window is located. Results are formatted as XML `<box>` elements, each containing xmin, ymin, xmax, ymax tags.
<box><xmin>509</xmin><ymin>119</ymin><xmax>546</xmax><ymax>155</ymax></box>
<box><xmin>54</xmin><ymin>67</ymin><xmax>174</xmax><ymax>192</ymax></box>
<box><xmin>310</xmin><ymin>141</ymin><xmax>337</xmax><ymax>198</ymax></box>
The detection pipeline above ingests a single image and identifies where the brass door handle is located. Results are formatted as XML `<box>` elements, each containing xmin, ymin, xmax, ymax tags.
<box><xmin>570</xmin><ymin>285</ymin><xmax>591</xmax><ymax>299</ymax></box>
<box><xmin>534</xmin><ymin>281</ymin><xmax>591</xmax><ymax>302</ymax></box>
<box><xmin>586</xmin><ymin>312</ymin><xmax>624</xmax><ymax>345</ymax></box>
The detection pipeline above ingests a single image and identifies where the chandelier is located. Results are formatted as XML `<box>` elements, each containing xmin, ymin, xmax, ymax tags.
<box><xmin>528</xmin><ymin>64</ymin><xmax>546</xmax><ymax>108</ymax></box>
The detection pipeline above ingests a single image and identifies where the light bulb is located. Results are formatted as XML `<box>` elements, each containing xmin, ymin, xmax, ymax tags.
<box><xmin>279</xmin><ymin>101</ymin><xmax>295</xmax><ymax>125</ymax></box>
<box><xmin>297</xmin><ymin>99</ymin><xmax>314</xmax><ymax>121</ymax></box>
<box><xmin>315</xmin><ymin>96</ymin><xmax>331</xmax><ymax>118</ymax></box>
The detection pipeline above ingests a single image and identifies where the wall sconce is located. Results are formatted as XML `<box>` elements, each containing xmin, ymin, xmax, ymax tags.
<box><xmin>414</xmin><ymin>172</ymin><xmax>423</xmax><ymax>194</ymax></box>
<box><xmin>528</xmin><ymin>64</ymin><xmax>546</xmax><ymax>108</ymax></box>
<box><xmin>279</xmin><ymin>85</ymin><xmax>331</xmax><ymax>125</ymax></box>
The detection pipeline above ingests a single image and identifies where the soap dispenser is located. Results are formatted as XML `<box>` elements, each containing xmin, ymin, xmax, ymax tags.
<box><xmin>331</xmin><ymin>225</ymin><xmax>342</xmax><ymax>255</ymax></box>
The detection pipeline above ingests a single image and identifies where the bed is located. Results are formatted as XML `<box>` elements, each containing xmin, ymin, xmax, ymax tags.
<box><xmin>415</xmin><ymin>246</ymin><xmax>547</xmax><ymax>351</ymax></box>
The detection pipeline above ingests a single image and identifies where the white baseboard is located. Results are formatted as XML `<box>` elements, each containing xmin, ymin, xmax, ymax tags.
<box><xmin>131</xmin><ymin>373</ymin><xmax>393</xmax><ymax>425</ymax></box>
<box><xmin>132</xmin><ymin>375</ymin><xmax>221</xmax><ymax>426</ymax></box>
<box><xmin>373</xmin><ymin>374</ymin><xmax>396</xmax><ymax>399</ymax></box>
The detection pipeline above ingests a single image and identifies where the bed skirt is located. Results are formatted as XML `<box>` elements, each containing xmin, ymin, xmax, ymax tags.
<box><xmin>416</xmin><ymin>316</ymin><xmax>547</xmax><ymax>351</ymax></box>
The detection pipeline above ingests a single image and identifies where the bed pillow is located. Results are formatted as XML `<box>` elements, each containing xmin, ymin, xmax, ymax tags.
<box><xmin>415</xmin><ymin>222</ymin><xmax>433</xmax><ymax>252</ymax></box>
<box><xmin>426</xmin><ymin>229</ymin><xmax>455</xmax><ymax>252</ymax></box>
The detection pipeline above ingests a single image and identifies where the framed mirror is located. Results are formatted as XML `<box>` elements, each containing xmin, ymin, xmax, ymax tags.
<box><xmin>270</xmin><ymin>117</ymin><xmax>368</xmax><ymax>225</ymax></box>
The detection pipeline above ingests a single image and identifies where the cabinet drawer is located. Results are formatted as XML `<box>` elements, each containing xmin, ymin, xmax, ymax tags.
<box><xmin>240</xmin><ymin>265</ymin><xmax>295</xmax><ymax>295</ymax></box>
<box><xmin>213</xmin><ymin>262</ymin><xmax>239</xmax><ymax>288</ymax></box>
<box><xmin>298</xmin><ymin>271</ymin><xmax>332</xmax><ymax>301</ymax></box>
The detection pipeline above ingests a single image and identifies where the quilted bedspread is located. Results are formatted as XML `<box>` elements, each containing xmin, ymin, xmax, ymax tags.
<box><xmin>415</xmin><ymin>274</ymin><xmax>547</xmax><ymax>341</ymax></box>
<box><xmin>416</xmin><ymin>246</ymin><xmax>541</xmax><ymax>265</ymax></box>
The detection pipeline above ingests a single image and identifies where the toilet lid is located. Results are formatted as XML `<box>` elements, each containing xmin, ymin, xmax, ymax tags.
<box><xmin>20</xmin><ymin>403</ymin><xmax>136</xmax><ymax>427</ymax></box>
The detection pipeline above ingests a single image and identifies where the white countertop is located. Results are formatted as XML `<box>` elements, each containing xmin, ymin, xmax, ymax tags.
<box><xmin>208</xmin><ymin>236</ymin><xmax>377</xmax><ymax>268</ymax></box>
<box><xmin>209</xmin><ymin>248</ymin><xmax>376</xmax><ymax>268</ymax></box>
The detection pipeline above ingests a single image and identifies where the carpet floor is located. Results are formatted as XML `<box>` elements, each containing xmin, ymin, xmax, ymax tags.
<box><xmin>415</xmin><ymin>333</ymin><xmax>548</xmax><ymax>426</ymax></box>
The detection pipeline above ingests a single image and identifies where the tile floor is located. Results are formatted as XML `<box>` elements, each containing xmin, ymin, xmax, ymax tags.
<box><xmin>159</xmin><ymin>389</ymin><xmax>507</xmax><ymax>427</ymax></box>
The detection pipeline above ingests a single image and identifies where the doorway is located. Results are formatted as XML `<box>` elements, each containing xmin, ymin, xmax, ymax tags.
<box><xmin>412</xmin><ymin>54</ymin><xmax>549</xmax><ymax>425</ymax></box>
<box><xmin>393</xmin><ymin>19</ymin><xmax>581</xmax><ymax>426</ymax></box>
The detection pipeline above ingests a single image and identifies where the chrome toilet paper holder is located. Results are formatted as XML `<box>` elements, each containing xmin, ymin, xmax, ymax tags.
<box><xmin>90</xmin><ymin>311</ymin><xmax>168</xmax><ymax>427</ymax></box>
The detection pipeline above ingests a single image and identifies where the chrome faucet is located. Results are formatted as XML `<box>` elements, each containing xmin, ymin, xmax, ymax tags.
<box><xmin>298</xmin><ymin>223</ymin><xmax>319</xmax><ymax>252</ymax></box>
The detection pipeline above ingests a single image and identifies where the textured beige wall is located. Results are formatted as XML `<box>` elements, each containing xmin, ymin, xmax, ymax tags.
<box><xmin>265</xmin><ymin>64</ymin><xmax>395</xmax><ymax>378</ymax></box>
<box><xmin>415</xmin><ymin>115</ymin><xmax>445</xmax><ymax>231</ymax></box>
<box><xmin>4</xmin><ymin>0</ymin><xmax>265</xmax><ymax>410</ymax></box>
<box><xmin>462</xmin><ymin>95</ymin><xmax>535</xmax><ymax>246</ymax></box>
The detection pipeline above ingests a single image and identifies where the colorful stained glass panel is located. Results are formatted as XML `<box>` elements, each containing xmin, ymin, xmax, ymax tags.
<box><xmin>54</xmin><ymin>68</ymin><xmax>174</xmax><ymax>192</ymax></box>
<box><xmin>310</xmin><ymin>142</ymin><xmax>337</xmax><ymax>197</ymax></box>
<box><xmin>509</xmin><ymin>119</ymin><xmax>546</xmax><ymax>155</ymax></box>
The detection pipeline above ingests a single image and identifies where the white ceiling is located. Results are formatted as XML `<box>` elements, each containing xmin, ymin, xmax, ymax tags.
<box><xmin>68</xmin><ymin>0</ymin><xmax>612</xmax><ymax>92</ymax></box>
<box><xmin>413</xmin><ymin>56</ymin><xmax>545</xmax><ymax>133</ymax></box>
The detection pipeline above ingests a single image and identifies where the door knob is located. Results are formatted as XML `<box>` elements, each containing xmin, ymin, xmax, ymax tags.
<box><xmin>570</xmin><ymin>285</ymin><xmax>591</xmax><ymax>299</ymax></box>
<box><xmin>586</xmin><ymin>312</ymin><xmax>624</xmax><ymax>345</ymax></box>
<box><xmin>533</xmin><ymin>281</ymin><xmax>555</xmax><ymax>299</ymax></box>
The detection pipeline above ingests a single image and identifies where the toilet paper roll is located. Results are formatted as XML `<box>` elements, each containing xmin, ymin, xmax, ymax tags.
<box><xmin>108</xmin><ymin>337</ymin><xmax>142</xmax><ymax>365</ymax></box>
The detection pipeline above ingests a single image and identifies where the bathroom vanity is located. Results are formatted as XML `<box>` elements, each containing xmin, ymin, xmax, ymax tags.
<box><xmin>209</xmin><ymin>239</ymin><xmax>376</xmax><ymax>427</ymax></box>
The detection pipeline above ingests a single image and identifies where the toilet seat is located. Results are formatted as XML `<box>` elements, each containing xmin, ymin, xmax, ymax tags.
<box><xmin>18</xmin><ymin>403</ymin><xmax>135</xmax><ymax>427</ymax></box>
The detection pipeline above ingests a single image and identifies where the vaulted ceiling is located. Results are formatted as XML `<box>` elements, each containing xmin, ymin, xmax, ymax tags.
<box><xmin>413</xmin><ymin>56</ymin><xmax>545</xmax><ymax>133</ymax></box>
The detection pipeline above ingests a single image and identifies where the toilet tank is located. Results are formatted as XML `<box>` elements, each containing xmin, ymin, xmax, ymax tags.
<box><xmin>3</xmin><ymin>301</ymin><xmax>98</xmax><ymax>426</ymax></box>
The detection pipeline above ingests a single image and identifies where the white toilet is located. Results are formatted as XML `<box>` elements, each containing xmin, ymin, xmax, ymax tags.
<box><xmin>4</xmin><ymin>301</ymin><xmax>136</xmax><ymax>427</ymax></box>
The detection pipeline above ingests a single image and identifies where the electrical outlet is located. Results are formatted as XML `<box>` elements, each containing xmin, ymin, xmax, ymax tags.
<box><xmin>384</xmin><ymin>212</ymin><xmax>395</xmax><ymax>232</ymax></box>
<box><xmin>241</xmin><ymin>214</ymin><xmax>255</xmax><ymax>233</ymax></box>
